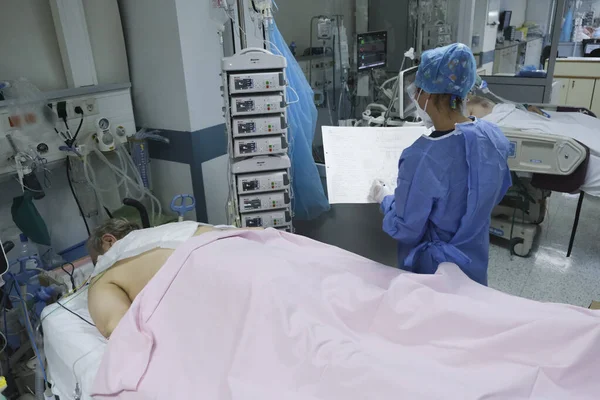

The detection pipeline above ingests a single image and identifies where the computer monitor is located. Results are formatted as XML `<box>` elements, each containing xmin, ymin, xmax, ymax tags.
<box><xmin>499</xmin><ymin>11</ymin><xmax>512</xmax><ymax>31</ymax></box>
<box><xmin>357</xmin><ymin>31</ymin><xmax>388</xmax><ymax>72</ymax></box>
<box><xmin>396</xmin><ymin>66</ymin><xmax>418</xmax><ymax>120</ymax></box>
<box><xmin>583</xmin><ymin>39</ymin><xmax>600</xmax><ymax>57</ymax></box>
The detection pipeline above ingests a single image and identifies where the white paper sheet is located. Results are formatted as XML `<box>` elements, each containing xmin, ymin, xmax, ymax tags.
<box><xmin>322</xmin><ymin>126</ymin><xmax>428</xmax><ymax>204</ymax></box>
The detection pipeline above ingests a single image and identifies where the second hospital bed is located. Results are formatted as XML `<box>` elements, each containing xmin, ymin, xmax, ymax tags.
<box><xmin>483</xmin><ymin>103</ymin><xmax>599</xmax><ymax>257</ymax></box>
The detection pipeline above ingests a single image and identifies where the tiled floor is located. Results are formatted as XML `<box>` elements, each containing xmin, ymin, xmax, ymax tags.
<box><xmin>488</xmin><ymin>192</ymin><xmax>600</xmax><ymax>307</ymax></box>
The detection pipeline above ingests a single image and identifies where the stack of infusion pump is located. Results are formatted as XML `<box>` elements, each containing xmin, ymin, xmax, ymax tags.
<box><xmin>222</xmin><ymin>49</ymin><xmax>293</xmax><ymax>231</ymax></box>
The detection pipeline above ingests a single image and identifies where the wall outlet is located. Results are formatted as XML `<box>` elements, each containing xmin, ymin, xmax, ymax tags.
<box><xmin>68</xmin><ymin>98</ymin><xmax>99</xmax><ymax>119</ymax></box>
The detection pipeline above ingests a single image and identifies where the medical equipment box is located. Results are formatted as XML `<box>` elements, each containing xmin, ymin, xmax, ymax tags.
<box><xmin>232</xmin><ymin>155</ymin><xmax>291</xmax><ymax>174</ymax></box>
<box><xmin>222</xmin><ymin>50</ymin><xmax>287</xmax><ymax>73</ymax></box>
<box><xmin>239</xmin><ymin>191</ymin><xmax>290</xmax><ymax>213</ymax></box>
<box><xmin>503</xmin><ymin>130</ymin><xmax>586</xmax><ymax>175</ymax></box>
<box><xmin>237</xmin><ymin>171</ymin><xmax>289</xmax><ymax>194</ymax></box>
<box><xmin>234</xmin><ymin>136</ymin><xmax>288</xmax><ymax>158</ymax></box>
<box><xmin>241</xmin><ymin>209</ymin><xmax>292</xmax><ymax>229</ymax></box>
<box><xmin>230</xmin><ymin>94</ymin><xmax>286</xmax><ymax>116</ymax></box>
<box><xmin>228</xmin><ymin>72</ymin><xmax>286</xmax><ymax>94</ymax></box>
<box><xmin>232</xmin><ymin>114</ymin><xmax>287</xmax><ymax>137</ymax></box>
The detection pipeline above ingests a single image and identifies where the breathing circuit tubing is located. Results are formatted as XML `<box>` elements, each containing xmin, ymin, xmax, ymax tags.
<box><xmin>80</xmin><ymin>136</ymin><xmax>162</xmax><ymax>224</ymax></box>
<box><xmin>472</xmin><ymin>75</ymin><xmax>528</xmax><ymax>112</ymax></box>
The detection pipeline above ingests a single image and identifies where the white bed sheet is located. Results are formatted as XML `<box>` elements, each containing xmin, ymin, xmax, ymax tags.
<box><xmin>42</xmin><ymin>282</ymin><xmax>106</xmax><ymax>400</ymax></box>
<box><xmin>483</xmin><ymin>104</ymin><xmax>600</xmax><ymax>196</ymax></box>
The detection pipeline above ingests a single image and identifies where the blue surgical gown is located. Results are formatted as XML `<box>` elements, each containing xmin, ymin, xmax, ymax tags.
<box><xmin>381</xmin><ymin>119</ymin><xmax>512</xmax><ymax>285</ymax></box>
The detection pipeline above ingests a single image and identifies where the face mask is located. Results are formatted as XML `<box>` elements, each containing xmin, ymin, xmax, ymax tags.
<box><xmin>414</xmin><ymin>90</ymin><xmax>434</xmax><ymax>128</ymax></box>
<box><xmin>460</xmin><ymin>101</ymin><xmax>469</xmax><ymax>117</ymax></box>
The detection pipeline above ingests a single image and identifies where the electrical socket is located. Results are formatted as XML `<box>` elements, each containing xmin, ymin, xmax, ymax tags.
<box><xmin>68</xmin><ymin>98</ymin><xmax>99</xmax><ymax>119</ymax></box>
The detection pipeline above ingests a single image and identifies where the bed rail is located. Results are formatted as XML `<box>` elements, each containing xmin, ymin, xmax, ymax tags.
<box><xmin>526</xmin><ymin>103</ymin><xmax>597</xmax><ymax>118</ymax></box>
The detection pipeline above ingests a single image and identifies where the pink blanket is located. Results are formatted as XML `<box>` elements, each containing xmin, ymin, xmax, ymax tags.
<box><xmin>92</xmin><ymin>229</ymin><xmax>600</xmax><ymax>399</ymax></box>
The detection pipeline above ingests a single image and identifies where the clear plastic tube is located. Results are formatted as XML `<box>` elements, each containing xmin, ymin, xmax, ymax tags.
<box><xmin>35</xmin><ymin>349</ymin><xmax>45</xmax><ymax>400</ymax></box>
<box><xmin>118</xmin><ymin>145</ymin><xmax>145</xmax><ymax>189</ymax></box>
<box><xmin>82</xmin><ymin>138</ymin><xmax>163</xmax><ymax>225</ymax></box>
<box><xmin>114</xmin><ymin>147</ymin><xmax>135</xmax><ymax>199</ymax></box>
<box><xmin>93</xmin><ymin>148</ymin><xmax>144</xmax><ymax>201</ymax></box>
<box><xmin>83</xmin><ymin>149</ymin><xmax>141</xmax><ymax>222</ymax></box>
<box><xmin>473</xmin><ymin>76</ymin><xmax>528</xmax><ymax>112</ymax></box>
<box><xmin>83</xmin><ymin>152</ymin><xmax>120</xmax><ymax>193</ymax></box>
<box><xmin>116</xmin><ymin>144</ymin><xmax>162</xmax><ymax>223</ymax></box>
<box><xmin>119</xmin><ymin>144</ymin><xmax>162</xmax><ymax>223</ymax></box>
<box><xmin>82</xmin><ymin>142</ymin><xmax>127</xmax><ymax>192</ymax></box>
<box><xmin>82</xmin><ymin>154</ymin><xmax>118</xmax><ymax>220</ymax></box>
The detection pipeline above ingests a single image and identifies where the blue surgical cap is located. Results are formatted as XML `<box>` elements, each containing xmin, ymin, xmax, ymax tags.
<box><xmin>415</xmin><ymin>43</ymin><xmax>477</xmax><ymax>99</ymax></box>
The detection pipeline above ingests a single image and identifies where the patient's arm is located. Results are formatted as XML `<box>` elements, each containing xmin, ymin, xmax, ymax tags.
<box><xmin>526</xmin><ymin>105</ymin><xmax>545</xmax><ymax>116</ymax></box>
<box><xmin>89</xmin><ymin>281</ymin><xmax>132</xmax><ymax>338</ymax></box>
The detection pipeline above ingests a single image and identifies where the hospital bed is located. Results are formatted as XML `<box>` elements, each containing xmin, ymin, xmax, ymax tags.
<box><xmin>489</xmin><ymin>129</ymin><xmax>588</xmax><ymax>257</ymax></box>
<box><xmin>41</xmin><ymin>261</ymin><xmax>105</xmax><ymax>400</ymax></box>
<box><xmin>37</xmin><ymin>225</ymin><xmax>600</xmax><ymax>398</ymax></box>
<box><xmin>38</xmin><ymin>200</ymin><xmax>153</xmax><ymax>399</ymax></box>
<box><xmin>482</xmin><ymin>103</ymin><xmax>599</xmax><ymax>256</ymax></box>
<box><xmin>40</xmin><ymin>222</ymin><xmax>235</xmax><ymax>399</ymax></box>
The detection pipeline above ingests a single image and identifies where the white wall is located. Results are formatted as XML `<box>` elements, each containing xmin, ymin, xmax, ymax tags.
<box><xmin>118</xmin><ymin>0</ymin><xmax>231</xmax><ymax>224</ymax></box>
<box><xmin>274</xmin><ymin>0</ymin><xmax>356</xmax><ymax>53</ymax></box>
<box><xmin>175</xmin><ymin>0</ymin><xmax>227</xmax><ymax>131</ymax></box>
<box><xmin>0</xmin><ymin>0</ymin><xmax>129</xmax><ymax>91</ymax></box>
<box><xmin>472</xmin><ymin>0</ymin><xmax>488</xmax><ymax>52</ymax></box>
<box><xmin>526</xmin><ymin>0</ymin><xmax>554</xmax><ymax>35</ymax></box>
<box><xmin>454</xmin><ymin>0</ymin><xmax>476</xmax><ymax>47</ymax></box>
<box><xmin>83</xmin><ymin>0</ymin><xmax>130</xmax><ymax>85</ymax></box>
<box><xmin>119</xmin><ymin>0</ymin><xmax>230</xmax><ymax>132</ymax></box>
<box><xmin>0</xmin><ymin>0</ymin><xmax>67</xmax><ymax>91</ymax></box>
<box><xmin>499</xmin><ymin>0</ymin><xmax>527</xmax><ymax>27</ymax></box>
<box><xmin>202</xmin><ymin>155</ymin><xmax>229</xmax><ymax>225</ymax></box>
<box><xmin>119</xmin><ymin>0</ymin><xmax>191</xmax><ymax>132</ymax></box>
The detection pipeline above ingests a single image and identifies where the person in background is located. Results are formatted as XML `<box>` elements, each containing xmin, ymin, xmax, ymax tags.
<box><xmin>369</xmin><ymin>43</ymin><xmax>512</xmax><ymax>285</ymax></box>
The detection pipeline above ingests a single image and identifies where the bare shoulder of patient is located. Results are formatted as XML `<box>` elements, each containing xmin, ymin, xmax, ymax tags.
<box><xmin>96</xmin><ymin>248</ymin><xmax>174</xmax><ymax>299</ymax></box>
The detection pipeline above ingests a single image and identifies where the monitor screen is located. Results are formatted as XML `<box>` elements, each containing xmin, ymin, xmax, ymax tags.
<box><xmin>499</xmin><ymin>11</ymin><xmax>512</xmax><ymax>30</ymax></box>
<box><xmin>398</xmin><ymin>66</ymin><xmax>418</xmax><ymax>119</ymax></box>
<box><xmin>584</xmin><ymin>42</ymin><xmax>600</xmax><ymax>56</ymax></box>
<box><xmin>357</xmin><ymin>31</ymin><xmax>388</xmax><ymax>71</ymax></box>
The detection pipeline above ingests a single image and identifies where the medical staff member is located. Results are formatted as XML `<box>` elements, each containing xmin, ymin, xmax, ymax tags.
<box><xmin>370</xmin><ymin>43</ymin><xmax>512</xmax><ymax>285</ymax></box>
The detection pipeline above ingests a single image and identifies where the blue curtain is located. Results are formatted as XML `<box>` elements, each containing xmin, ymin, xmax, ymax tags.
<box><xmin>267</xmin><ymin>22</ymin><xmax>330</xmax><ymax>220</ymax></box>
<box><xmin>560</xmin><ymin>7</ymin><xmax>573</xmax><ymax>42</ymax></box>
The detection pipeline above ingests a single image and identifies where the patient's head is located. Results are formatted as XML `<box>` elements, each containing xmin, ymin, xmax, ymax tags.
<box><xmin>88</xmin><ymin>218</ymin><xmax>140</xmax><ymax>264</ymax></box>
<box><xmin>467</xmin><ymin>95</ymin><xmax>496</xmax><ymax>119</ymax></box>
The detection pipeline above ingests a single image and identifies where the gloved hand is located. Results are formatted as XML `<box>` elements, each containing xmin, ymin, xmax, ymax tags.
<box><xmin>368</xmin><ymin>179</ymin><xmax>393</xmax><ymax>203</ymax></box>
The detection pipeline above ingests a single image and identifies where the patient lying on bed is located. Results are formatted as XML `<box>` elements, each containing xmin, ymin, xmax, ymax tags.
<box><xmin>87</xmin><ymin>219</ymin><xmax>243</xmax><ymax>338</ymax></box>
<box><xmin>88</xmin><ymin>219</ymin><xmax>600</xmax><ymax>399</ymax></box>
<box><xmin>466</xmin><ymin>95</ymin><xmax>545</xmax><ymax>118</ymax></box>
